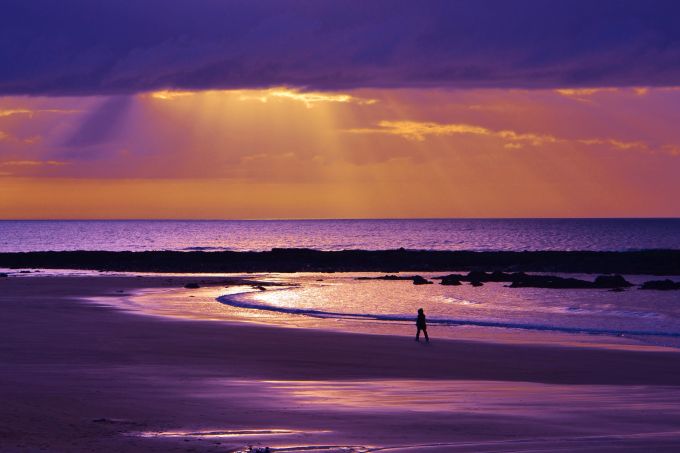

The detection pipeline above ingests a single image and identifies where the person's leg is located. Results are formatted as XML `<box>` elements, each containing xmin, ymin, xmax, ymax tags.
<box><xmin>415</xmin><ymin>327</ymin><xmax>421</xmax><ymax>341</ymax></box>
<box><xmin>424</xmin><ymin>328</ymin><xmax>429</xmax><ymax>342</ymax></box>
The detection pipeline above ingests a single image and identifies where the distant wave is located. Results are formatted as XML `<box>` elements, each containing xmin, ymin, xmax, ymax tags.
<box><xmin>216</xmin><ymin>293</ymin><xmax>680</xmax><ymax>339</ymax></box>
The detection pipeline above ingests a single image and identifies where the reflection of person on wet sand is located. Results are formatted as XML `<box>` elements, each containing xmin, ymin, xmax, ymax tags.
<box><xmin>415</xmin><ymin>308</ymin><xmax>429</xmax><ymax>342</ymax></box>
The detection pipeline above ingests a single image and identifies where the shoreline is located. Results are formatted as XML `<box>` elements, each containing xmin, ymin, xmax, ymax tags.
<box><xmin>1</xmin><ymin>248</ymin><xmax>680</xmax><ymax>274</ymax></box>
<box><xmin>4</xmin><ymin>275</ymin><xmax>680</xmax><ymax>451</ymax></box>
<box><xmin>4</xmin><ymin>275</ymin><xmax>680</xmax><ymax>385</ymax></box>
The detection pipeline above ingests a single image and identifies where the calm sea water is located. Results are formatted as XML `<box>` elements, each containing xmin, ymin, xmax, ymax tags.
<box><xmin>1</xmin><ymin>218</ymin><xmax>679</xmax><ymax>252</ymax></box>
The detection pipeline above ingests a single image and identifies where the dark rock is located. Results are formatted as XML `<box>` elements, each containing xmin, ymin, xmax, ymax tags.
<box><xmin>381</xmin><ymin>274</ymin><xmax>411</xmax><ymax>280</ymax></box>
<box><xmin>509</xmin><ymin>275</ymin><xmax>594</xmax><ymax>289</ymax></box>
<box><xmin>184</xmin><ymin>282</ymin><xmax>200</xmax><ymax>289</ymax></box>
<box><xmin>593</xmin><ymin>274</ymin><xmax>633</xmax><ymax>288</ymax></box>
<box><xmin>0</xmin><ymin>273</ymin><xmax>7</xmax><ymax>278</ymax></box>
<box><xmin>253</xmin><ymin>285</ymin><xmax>267</xmax><ymax>291</ymax></box>
<box><xmin>510</xmin><ymin>273</ymin><xmax>632</xmax><ymax>290</ymax></box>
<box><xmin>640</xmin><ymin>279</ymin><xmax>680</xmax><ymax>290</ymax></box>
<box><xmin>489</xmin><ymin>271</ymin><xmax>513</xmax><ymax>281</ymax></box>
<box><xmin>412</xmin><ymin>275</ymin><xmax>433</xmax><ymax>285</ymax></box>
<box><xmin>356</xmin><ymin>274</ymin><xmax>413</xmax><ymax>281</ymax></box>
<box><xmin>436</xmin><ymin>271</ymin><xmax>633</xmax><ymax>290</ymax></box>
<box><xmin>440</xmin><ymin>275</ymin><xmax>462</xmax><ymax>285</ymax></box>
<box><xmin>357</xmin><ymin>274</ymin><xmax>432</xmax><ymax>284</ymax></box>
<box><xmin>435</xmin><ymin>271</ymin><xmax>520</xmax><ymax>284</ymax></box>
<box><xmin>0</xmin><ymin>249</ymin><xmax>679</xmax><ymax>274</ymax></box>
<box><xmin>466</xmin><ymin>271</ymin><xmax>489</xmax><ymax>282</ymax></box>
<box><xmin>19</xmin><ymin>270</ymin><xmax>31</xmax><ymax>273</ymax></box>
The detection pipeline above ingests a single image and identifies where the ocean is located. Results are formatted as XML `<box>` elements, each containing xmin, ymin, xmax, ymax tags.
<box><xmin>1</xmin><ymin>218</ymin><xmax>680</xmax><ymax>252</ymax></box>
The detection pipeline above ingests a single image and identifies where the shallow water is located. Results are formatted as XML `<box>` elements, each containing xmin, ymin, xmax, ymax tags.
<box><xmin>106</xmin><ymin>272</ymin><xmax>680</xmax><ymax>349</ymax></box>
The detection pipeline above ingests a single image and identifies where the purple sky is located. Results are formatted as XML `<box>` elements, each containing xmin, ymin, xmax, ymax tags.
<box><xmin>2</xmin><ymin>0</ymin><xmax>680</xmax><ymax>95</ymax></box>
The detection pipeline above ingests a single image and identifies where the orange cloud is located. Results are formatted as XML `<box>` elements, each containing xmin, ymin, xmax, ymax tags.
<box><xmin>554</xmin><ymin>87</ymin><xmax>654</xmax><ymax>102</ymax></box>
<box><xmin>148</xmin><ymin>87</ymin><xmax>377</xmax><ymax>108</ymax></box>
<box><xmin>349</xmin><ymin>120</ymin><xmax>561</xmax><ymax>146</ymax></box>
<box><xmin>555</xmin><ymin>87</ymin><xmax>619</xmax><ymax>98</ymax></box>
<box><xmin>236</xmin><ymin>87</ymin><xmax>377</xmax><ymax>108</ymax></box>
<box><xmin>0</xmin><ymin>160</ymin><xmax>66</xmax><ymax>167</ymax></box>
<box><xmin>0</xmin><ymin>108</ymin><xmax>79</xmax><ymax>117</ymax></box>
<box><xmin>348</xmin><ymin>120</ymin><xmax>675</xmax><ymax>155</ymax></box>
<box><xmin>148</xmin><ymin>90</ymin><xmax>195</xmax><ymax>101</ymax></box>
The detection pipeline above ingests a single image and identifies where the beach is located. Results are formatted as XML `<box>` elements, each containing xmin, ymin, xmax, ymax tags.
<box><xmin>2</xmin><ymin>275</ymin><xmax>680</xmax><ymax>452</ymax></box>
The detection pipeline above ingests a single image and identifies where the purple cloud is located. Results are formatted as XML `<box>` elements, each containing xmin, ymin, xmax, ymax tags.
<box><xmin>2</xmin><ymin>0</ymin><xmax>680</xmax><ymax>95</ymax></box>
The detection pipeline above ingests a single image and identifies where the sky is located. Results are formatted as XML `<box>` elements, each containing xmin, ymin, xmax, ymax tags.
<box><xmin>2</xmin><ymin>0</ymin><xmax>680</xmax><ymax>219</ymax></box>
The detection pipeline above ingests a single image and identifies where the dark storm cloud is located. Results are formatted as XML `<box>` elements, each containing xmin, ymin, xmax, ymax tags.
<box><xmin>2</xmin><ymin>0</ymin><xmax>680</xmax><ymax>95</ymax></box>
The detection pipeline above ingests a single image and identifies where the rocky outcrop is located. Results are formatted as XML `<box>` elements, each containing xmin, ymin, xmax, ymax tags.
<box><xmin>434</xmin><ymin>271</ymin><xmax>632</xmax><ymax>289</ymax></box>
<box><xmin>356</xmin><ymin>274</ymin><xmax>432</xmax><ymax>284</ymax></box>
<box><xmin>412</xmin><ymin>275</ymin><xmax>433</xmax><ymax>285</ymax></box>
<box><xmin>356</xmin><ymin>275</ymin><xmax>413</xmax><ymax>281</ymax></box>
<box><xmin>440</xmin><ymin>275</ymin><xmax>462</xmax><ymax>285</ymax></box>
<box><xmin>640</xmin><ymin>279</ymin><xmax>680</xmax><ymax>290</ymax></box>
<box><xmin>510</xmin><ymin>274</ymin><xmax>632</xmax><ymax>289</ymax></box>
<box><xmin>593</xmin><ymin>275</ymin><xmax>633</xmax><ymax>288</ymax></box>
<box><xmin>0</xmin><ymin>249</ymin><xmax>678</xmax><ymax>274</ymax></box>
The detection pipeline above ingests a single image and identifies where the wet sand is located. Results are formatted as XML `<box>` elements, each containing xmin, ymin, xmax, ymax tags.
<box><xmin>2</xmin><ymin>276</ymin><xmax>680</xmax><ymax>452</ymax></box>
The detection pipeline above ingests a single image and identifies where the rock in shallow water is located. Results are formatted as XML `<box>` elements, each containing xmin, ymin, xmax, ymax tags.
<box><xmin>640</xmin><ymin>279</ymin><xmax>680</xmax><ymax>290</ymax></box>
<box><xmin>440</xmin><ymin>275</ymin><xmax>462</xmax><ymax>285</ymax></box>
<box><xmin>412</xmin><ymin>275</ymin><xmax>433</xmax><ymax>285</ymax></box>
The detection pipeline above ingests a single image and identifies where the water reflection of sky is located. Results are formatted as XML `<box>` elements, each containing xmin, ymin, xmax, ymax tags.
<box><xmin>92</xmin><ymin>272</ymin><xmax>680</xmax><ymax>350</ymax></box>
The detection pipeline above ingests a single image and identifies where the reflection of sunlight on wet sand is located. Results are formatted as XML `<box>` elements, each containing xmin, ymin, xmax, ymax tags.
<box><xmin>134</xmin><ymin>427</ymin><xmax>368</xmax><ymax>453</ymax></box>
<box><xmin>136</xmin><ymin>428</ymin><xmax>304</xmax><ymax>438</ymax></box>
<box><xmin>260</xmin><ymin>380</ymin><xmax>680</xmax><ymax>416</ymax></box>
<box><xmin>173</xmin><ymin>377</ymin><xmax>680</xmax><ymax>451</ymax></box>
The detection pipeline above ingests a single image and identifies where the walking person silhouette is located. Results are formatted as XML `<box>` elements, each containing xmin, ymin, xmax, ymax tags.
<box><xmin>415</xmin><ymin>308</ymin><xmax>429</xmax><ymax>342</ymax></box>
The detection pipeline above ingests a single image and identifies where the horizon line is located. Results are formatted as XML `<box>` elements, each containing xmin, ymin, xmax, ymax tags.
<box><xmin>1</xmin><ymin>217</ymin><xmax>679</xmax><ymax>222</ymax></box>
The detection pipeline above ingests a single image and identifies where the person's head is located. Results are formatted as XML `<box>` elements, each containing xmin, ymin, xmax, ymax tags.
<box><xmin>418</xmin><ymin>308</ymin><xmax>424</xmax><ymax>314</ymax></box>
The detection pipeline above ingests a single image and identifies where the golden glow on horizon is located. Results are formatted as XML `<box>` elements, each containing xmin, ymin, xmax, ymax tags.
<box><xmin>2</xmin><ymin>87</ymin><xmax>680</xmax><ymax>218</ymax></box>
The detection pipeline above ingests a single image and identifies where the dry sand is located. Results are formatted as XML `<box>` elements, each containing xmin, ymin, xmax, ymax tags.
<box><xmin>2</xmin><ymin>276</ymin><xmax>680</xmax><ymax>452</ymax></box>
